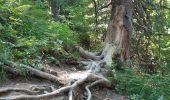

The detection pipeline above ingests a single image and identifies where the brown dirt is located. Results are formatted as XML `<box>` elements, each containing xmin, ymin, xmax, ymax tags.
<box><xmin>0</xmin><ymin>64</ymin><xmax>128</xmax><ymax>100</ymax></box>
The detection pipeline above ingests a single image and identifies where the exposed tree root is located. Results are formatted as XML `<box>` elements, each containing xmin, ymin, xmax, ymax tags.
<box><xmin>2</xmin><ymin>61</ymin><xmax>64</xmax><ymax>84</ymax></box>
<box><xmin>0</xmin><ymin>5</ymin><xmax>127</xmax><ymax>100</ymax></box>
<box><xmin>75</xmin><ymin>46</ymin><xmax>103</xmax><ymax>60</ymax></box>
<box><xmin>0</xmin><ymin>73</ymin><xmax>110</xmax><ymax>100</ymax></box>
<box><xmin>68</xmin><ymin>89</ymin><xmax>73</xmax><ymax>100</ymax></box>
<box><xmin>85</xmin><ymin>79</ymin><xmax>105</xmax><ymax>100</ymax></box>
<box><xmin>1</xmin><ymin>59</ymin><xmax>111</xmax><ymax>100</ymax></box>
<box><xmin>0</xmin><ymin>88</ymin><xmax>39</xmax><ymax>95</ymax></box>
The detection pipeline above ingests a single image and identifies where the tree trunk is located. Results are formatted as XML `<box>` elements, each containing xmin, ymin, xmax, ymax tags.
<box><xmin>92</xmin><ymin>0</ymin><xmax>99</xmax><ymax>34</ymax></box>
<box><xmin>76</xmin><ymin>3</ymin><xmax>131</xmax><ymax>66</ymax></box>
<box><xmin>108</xmin><ymin>0</ymin><xmax>133</xmax><ymax>64</ymax></box>
<box><xmin>48</xmin><ymin>0</ymin><xmax>60</xmax><ymax>21</ymax></box>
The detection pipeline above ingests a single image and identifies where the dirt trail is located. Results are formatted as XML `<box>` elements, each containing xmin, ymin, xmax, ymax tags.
<box><xmin>0</xmin><ymin>64</ymin><xmax>128</xmax><ymax>100</ymax></box>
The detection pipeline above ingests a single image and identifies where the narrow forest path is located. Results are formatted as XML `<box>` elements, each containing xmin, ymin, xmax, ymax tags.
<box><xmin>0</xmin><ymin>63</ymin><xmax>128</xmax><ymax>100</ymax></box>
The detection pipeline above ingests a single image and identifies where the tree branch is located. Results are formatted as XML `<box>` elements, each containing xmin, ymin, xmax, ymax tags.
<box><xmin>97</xmin><ymin>2</ymin><xmax>111</xmax><ymax>11</ymax></box>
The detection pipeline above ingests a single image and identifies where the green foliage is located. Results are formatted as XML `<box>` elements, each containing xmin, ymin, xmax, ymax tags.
<box><xmin>15</xmin><ymin>63</ymin><xmax>30</xmax><ymax>78</ymax></box>
<box><xmin>0</xmin><ymin>44</ymin><xmax>11</xmax><ymax>80</ymax></box>
<box><xmin>107</xmin><ymin>62</ymin><xmax>117</xmax><ymax>70</ymax></box>
<box><xmin>0</xmin><ymin>66</ymin><xmax>6</xmax><ymax>81</ymax></box>
<box><xmin>115</xmin><ymin>68</ymin><xmax>170</xmax><ymax>100</ymax></box>
<box><xmin>106</xmin><ymin>62</ymin><xmax>117</xmax><ymax>87</ymax></box>
<box><xmin>0</xmin><ymin>0</ymin><xmax>78</xmax><ymax>76</ymax></box>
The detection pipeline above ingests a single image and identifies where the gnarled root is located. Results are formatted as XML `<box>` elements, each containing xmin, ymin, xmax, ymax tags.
<box><xmin>0</xmin><ymin>44</ymin><xmax>114</xmax><ymax>100</ymax></box>
<box><xmin>1</xmin><ymin>61</ymin><xmax>64</xmax><ymax>84</ymax></box>
<box><xmin>0</xmin><ymin>73</ymin><xmax>110</xmax><ymax>100</ymax></box>
<box><xmin>0</xmin><ymin>49</ymin><xmax>112</xmax><ymax>100</ymax></box>
<box><xmin>85</xmin><ymin>79</ymin><xmax>108</xmax><ymax>100</ymax></box>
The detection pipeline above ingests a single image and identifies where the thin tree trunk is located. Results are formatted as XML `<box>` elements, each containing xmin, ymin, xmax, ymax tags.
<box><xmin>92</xmin><ymin>0</ymin><xmax>99</xmax><ymax>34</ymax></box>
<box><xmin>49</xmin><ymin>0</ymin><xmax>59</xmax><ymax>21</ymax></box>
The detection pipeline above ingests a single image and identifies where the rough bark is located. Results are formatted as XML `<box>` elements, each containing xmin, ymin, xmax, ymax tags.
<box><xmin>110</xmin><ymin>0</ymin><xmax>133</xmax><ymax>63</ymax></box>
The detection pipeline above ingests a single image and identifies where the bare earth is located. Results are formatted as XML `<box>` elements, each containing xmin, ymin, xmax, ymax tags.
<box><xmin>0</xmin><ymin>64</ymin><xmax>128</xmax><ymax>100</ymax></box>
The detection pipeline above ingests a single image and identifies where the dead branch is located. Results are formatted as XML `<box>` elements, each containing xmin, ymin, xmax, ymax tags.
<box><xmin>98</xmin><ymin>2</ymin><xmax>111</xmax><ymax>11</ymax></box>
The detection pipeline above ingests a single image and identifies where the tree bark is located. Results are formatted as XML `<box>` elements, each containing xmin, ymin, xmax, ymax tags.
<box><xmin>108</xmin><ymin>0</ymin><xmax>133</xmax><ymax>63</ymax></box>
<box><xmin>92</xmin><ymin>0</ymin><xmax>99</xmax><ymax>34</ymax></box>
<box><xmin>77</xmin><ymin>4</ymin><xmax>129</xmax><ymax>66</ymax></box>
<box><xmin>48</xmin><ymin>0</ymin><xmax>60</xmax><ymax>21</ymax></box>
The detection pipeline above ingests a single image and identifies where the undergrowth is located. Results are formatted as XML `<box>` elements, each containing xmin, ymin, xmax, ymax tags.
<box><xmin>114</xmin><ymin>68</ymin><xmax>170</xmax><ymax>100</ymax></box>
<box><xmin>0</xmin><ymin>0</ymin><xmax>79</xmax><ymax>79</ymax></box>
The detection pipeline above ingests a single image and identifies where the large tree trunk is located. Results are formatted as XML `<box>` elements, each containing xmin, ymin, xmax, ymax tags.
<box><xmin>108</xmin><ymin>0</ymin><xmax>133</xmax><ymax>63</ymax></box>
<box><xmin>77</xmin><ymin>3</ymin><xmax>131</xmax><ymax>66</ymax></box>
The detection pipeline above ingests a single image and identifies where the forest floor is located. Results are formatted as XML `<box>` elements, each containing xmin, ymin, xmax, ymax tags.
<box><xmin>0</xmin><ymin>63</ymin><xmax>128</xmax><ymax>100</ymax></box>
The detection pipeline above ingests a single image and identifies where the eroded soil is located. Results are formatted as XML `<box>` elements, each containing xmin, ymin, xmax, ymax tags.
<box><xmin>0</xmin><ymin>64</ymin><xmax>128</xmax><ymax>100</ymax></box>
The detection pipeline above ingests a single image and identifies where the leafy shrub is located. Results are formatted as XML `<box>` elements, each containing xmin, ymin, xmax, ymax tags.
<box><xmin>0</xmin><ymin>0</ymin><xmax>78</xmax><ymax>76</ymax></box>
<box><xmin>115</xmin><ymin>68</ymin><xmax>170</xmax><ymax>100</ymax></box>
